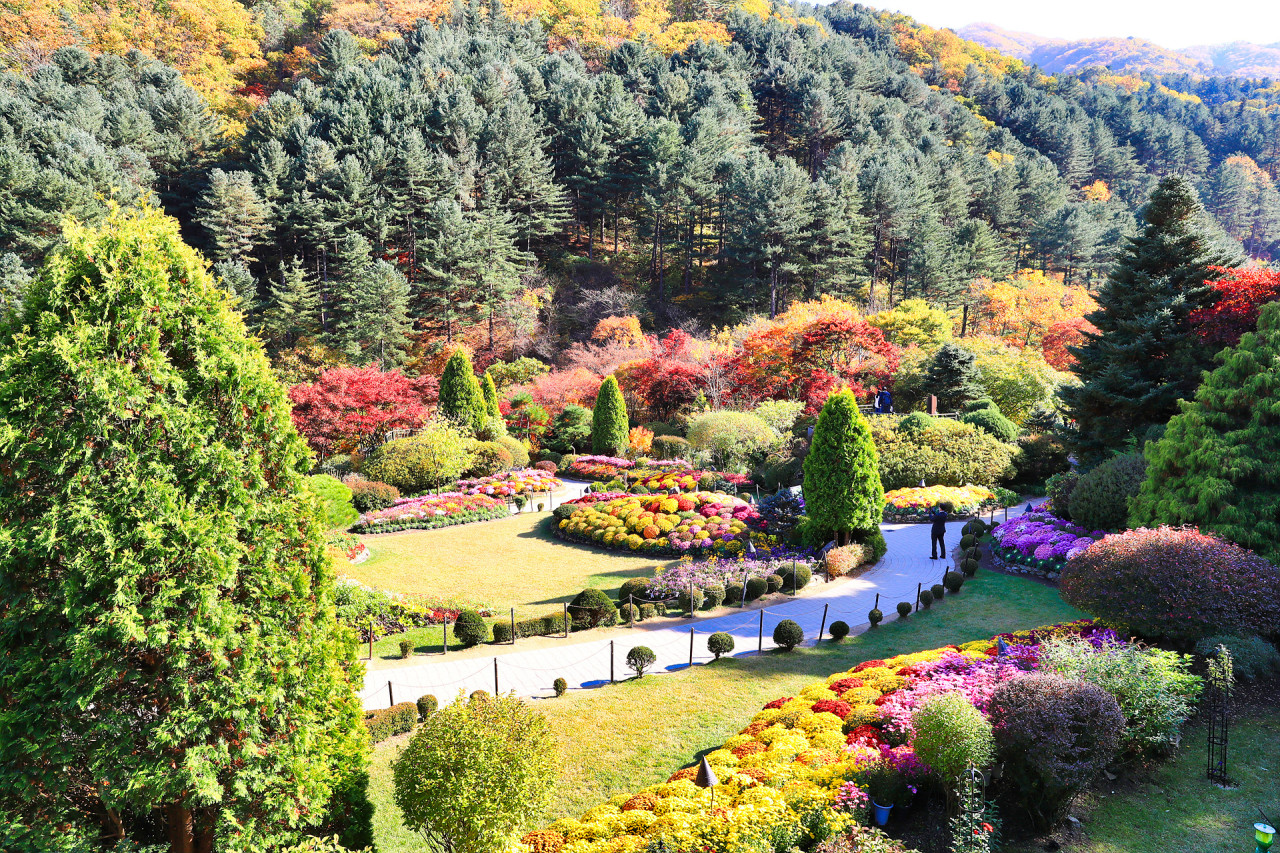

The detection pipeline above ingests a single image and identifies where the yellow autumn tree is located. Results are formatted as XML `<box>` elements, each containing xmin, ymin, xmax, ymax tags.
<box><xmin>969</xmin><ymin>271</ymin><xmax>1097</xmax><ymax>349</ymax></box>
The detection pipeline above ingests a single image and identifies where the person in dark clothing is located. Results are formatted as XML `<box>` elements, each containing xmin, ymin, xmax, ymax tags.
<box><xmin>929</xmin><ymin>502</ymin><xmax>952</xmax><ymax>559</ymax></box>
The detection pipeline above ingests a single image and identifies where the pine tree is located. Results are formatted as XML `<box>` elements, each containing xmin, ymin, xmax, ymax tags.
<box><xmin>1129</xmin><ymin>301</ymin><xmax>1280</xmax><ymax>563</ymax></box>
<box><xmin>472</xmin><ymin>201</ymin><xmax>531</xmax><ymax>352</ymax></box>
<box><xmin>801</xmin><ymin>390</ymin><xmax>883</xmax><ymax>546</ymax></box>
<box><xmin>417</xmin><ymin>200</ymin><xmax>481</xmax><ymax>344</ymax></box>
<box><xmin>338</xmin><ymin>260</ymin><xmax>412</xmax><ymax>367</ymax></box>
<box><xmin>481</xmin><ymin>371</ymin><xmax>501</xmax><ymax>420</ymax></box>
<box><xmin>196</xmin><ymin>169</ymin><xmax>269</xmax><ymax>265</ymax></box>
<box><xmin>0</xmin><ymin>207</ymin><xmax>364</xmax><ymax>851</ymax></box>
<box><xmin>1061</xmin><ymin>177</ymin><xmax>1240</xmax><ymax>462</ymax></box>
<box><xmin>258</xmin><ymin>258</ymin><xmax>321</xmax><ymax>350</ymax></box>
<box><xmin>591</xmin><ymin>375</ymin><xmax>629</xmax><ymax>456</ymax></box>
<box><xmin>438</xmin><ymin>349</ymin><xmax>487</xmax><ymax>434</ymax></box>
<box><xmin>925</xmin><ymin>343</ymin><xmax>985</xmax><ymax>412</ymax></box>
<box><xmin>0</xmin><ymin>251</ymin><xmax>33</xmax><ymax>317</ymax></box>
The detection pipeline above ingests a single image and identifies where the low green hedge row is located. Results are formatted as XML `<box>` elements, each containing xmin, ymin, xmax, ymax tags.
<box><xmin>356</xmin><ymin>506</ymin><xmax>509</xmax><ymax>534</ymax></box>
<box><xmin>364</xmin><ymin>702</ymin><xmax>417</xmax><ymax>743</ymax></box>
<box><xmin>492</xmin><ymin>612</ymin><xmax>571</xmax><ymax>643</ymax></box>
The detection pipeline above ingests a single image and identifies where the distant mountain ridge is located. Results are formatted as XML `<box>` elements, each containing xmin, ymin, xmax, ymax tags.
<box><xmin>958</xmin><ymin>22</ymin><xmax>1280</xmax><ymax>78</ymax></box>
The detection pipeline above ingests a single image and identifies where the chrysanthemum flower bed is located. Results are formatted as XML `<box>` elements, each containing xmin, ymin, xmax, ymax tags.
<box><xmin>564</xmin><ymin>455</ymin><xmax>636</xmax><ymax>481</ymax></box>
<box><xmin>350</xmin><ymin>492</ymin><xmax>509</xmax><ymax>533</ymax></box>
<box><xmin>555</xmin><ymin>492</ymin><xmax>773</xmax><ymax>556</ymax></box>
<box><xmin>454</xmin><ymin>468</ymin><xmax>563</xmax><ymax>497</ymax></box>
<box><xmin>565</xmin><ymin>456</ymin><xmax>753</xmax><ymax>493</ymax></box>
<box><xmin>881</xmin><ymin>485</ymin><xmax>1007</xmax><ymax>523</ymax></box>
<box><xmin>519</xmin><ymin>620</ymin><xmax>1124</xmax><ymax>853</ymax></box>
<box><xmin>990</xmin><ymin>508</ymin><xmax>1103</xmax><ymax>576</ymax></box>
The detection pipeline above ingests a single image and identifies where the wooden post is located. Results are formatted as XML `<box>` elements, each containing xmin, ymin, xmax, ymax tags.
<box><xmin>874</xmin><ymin>593</ymin><xmax>880</xmax><ymax>612</ymax></box>
<box><xmin>740</xmin><ymin>567</ymin><xmax>748</xmax><ymax>607</ymax></box>
<box><xmin>610</xmin><ymin>641</ymin><xmax>615</xmax><ymax>684</ymax></box>
<box><xmin>689</xmin><ymin>579</ymin><xmax>695</xmax><ymax>617</ymax></box>
<box><xmin>758</xmin><ymin>609</ymin><xmax>764</xmax><ymax>653</ymax></box>
<box><xmin>443</xmin><ymin>619</ymin><xmax>448</xmax><ymax>655</ymax></box>
<box><xmin>916</xmin><ymin>582</ymin><xmax>922</xmax><ymax>612</ymax></box>
<box><xmin>387</xmin><ymin>681</ymin><xmax>393</xmax><ymax>706</ymax></box>
<box><xmin>510</xmin><ymin>608</ymin><xmax>516</xmax><ymax>644</ymax></box>
<box><xmin>563</xmin><ymin>602</ymin><xmax>569</xmax><ymax>638</ymax></box>
<box><xmin>368</xmin><ymin>618</ymin><xmax>373</xmax><ymax>660</ymax></box>
<box><xmin>629</xmin><ymin>594</ymin><xmax>635</xmax><ymax>627</ymax></box>
<box><xmin>818</xmin><ymin>603</ymin><xmax>828</xmax><ymax>641</ymax></box>
<box><xmin>929</xmin><ymin>394</ymin><xmax>938</xmax><ymax>416</ymax></box>
<box><xmin>494</xmin><ymin>658</ymin><xmax>499</xmax><ymax>695</ymax></box>
<box><xmin>689</xmin><ymin>626</ymin><xmax>695</xmax><ymax>668</ymax></box>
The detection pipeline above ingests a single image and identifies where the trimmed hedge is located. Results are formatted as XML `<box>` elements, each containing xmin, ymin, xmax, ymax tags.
<box><xmin>364</xmin><ymin>702</ymin><xmax>417</xmax><ymax>743</ymax></box>
<box><xmin>349</xmin><ymin>480</ymin><xmax>400</xmax><ymax>513</ymax></box>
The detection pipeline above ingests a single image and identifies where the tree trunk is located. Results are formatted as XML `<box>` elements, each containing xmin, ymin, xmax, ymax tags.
<box><xmin>166</xmin><ymin>805</ymin><xmax>194</xmax><ymax>853</ymax></box>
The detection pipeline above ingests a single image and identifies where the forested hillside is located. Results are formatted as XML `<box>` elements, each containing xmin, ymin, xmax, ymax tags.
<box><xmin>1</xmin><ymin>0</ymin><xmax>1278</xmax><ymax>369</ymax></box>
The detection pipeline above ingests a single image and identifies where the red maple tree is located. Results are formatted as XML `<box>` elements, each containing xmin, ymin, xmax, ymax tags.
<box><xmin>288</xmin><ymin>366</ymin><xmax>432</xmax><ymax>457</ymax></box>
<box><xmin>1189</xmin><ymin>267</ymin><xmax>1280</xmax><ymax>347</ymax></box>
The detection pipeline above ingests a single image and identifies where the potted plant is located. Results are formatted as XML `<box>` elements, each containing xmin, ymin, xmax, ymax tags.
<box><xmin>861</xmin><ymin>761</ymin><xmax>907</xmax><ymax>826</ymax></box>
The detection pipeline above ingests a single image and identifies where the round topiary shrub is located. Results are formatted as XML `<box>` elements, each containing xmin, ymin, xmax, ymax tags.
<box><xmin>703</xmin><ymin>584</ymin><xmax>726</xmax><ymax>609</ymax></box>
<box><xmin>960</xmin><ymin>407</ymin><xmax>1019</xmax><ymax>443</ymax></box>
<box><xmin>639</xmin><ymin>603</ymin><xmax>656</xmax><ymax>620</ymax></box>
<box><xmin>534</xmin><ymin>460</ymin><xmax>558</xmax><ymax>473</ymax></box>
<box><xmin>931</xmin><ymin>583</ymin><xmax>945</xmax><ymax>600</ymax></box>
<box><xmin>896</xmin><ymin>602</ymin><xmax>912</xmax><ymax>618</ymax></box>
<box><xmin>492</xmin><ymin>622</ymin><xmax>513</xmax><ymax>643</ymax></box>
<box><xmin>466</xmin><ymin>441</ymin><xmax>514</xmax><ymax>477</ymax></box>
<box><xmin>1045</xmin><ymin>470</ymin><xmax>1080</xmax><ymax>520</ymax></box>
<box><xmin>828</xmin><ymin>620</ymin><xmax>849</xmax><ymax>640</ymax></box>
<box><xmin>911</xmin><ymin>692</ymin><xmax>995</xmax><ymax>784</ymax></box>
<box><xmin>469</xmin><ymin>689</ymin><xmax>488</xmax><ymax>700</ymax></box>
<box><xmin>569</xmin><ymin>588</ymin><xmax>620</xmax><ymax>631</ymax></box>
<box><xmin>766</xmin><ymin>574</ymin><xmax>784</xmax><ymax>593</ymax></box>
<box><xmin>626</xmin><ymin>645</ymin><xmax>657</xmax><ymax>677</ymax></box>
<box><xmin>1060</xmin><ymin>526</ymin><xmax>1280</xmax><ymax>640</ymax></box>
<box><xmin>960</xmin><ymin>534</ymin><xmax>978</xmax><ymax>550</ymax></box>
<box><xmin>744</xmin><ymin>577</ymin><xmax>768</xmax><ymax>601</ymax></box>
<box><xmin>725</xmin><ymin>582</ymin><xmax>745</xmax><ymax>605</ymax></box>
<box><xmin>617</xmin><ymin>578</ymin><xmax>650</xmax><ymax>607</ymax></box>
<box><xmin>350</xmin><ymin>480</ymin><xmax>401</xmax><ymax>513</ymax></box>
<box><xmin>897</xmin><ymin>411</ymin><xmax>936</xmax><ymax>434</ymax></box>
<box><xmin>453</xmin><ymin>610</ymin><xmax>488</xmax><ymax>647</ymax></box>
<box><xmin>1068</xmin><ymin>453</ymin><xmax>1147</xmax><ymax>532</ymax></box>
<box><xmin>496</xmin><ymin>435</ymin><xmax>530</xmax><ymax>469</ymax></box>
<box><xmin>772</xmin><ymin>619</ymin><xmax>804</xmax><ymax>651</ymax></box>
<box><xmin>708</xmin><ymin>631</ymin><xmax>735</xmax><ymax>660</ymax></box>
<box><xmin>919</xmin><ymin>589</ymin><xmax>934</xmax><ymax>609</ymax></box>
<box><xmin>676</xmin><ymin>586</ymin><xmax>705</xmax><ymax>614</ymax></box>
<box><xmin>618</xmin><ymin>603</ymin><xmax>639</xmax><ymax>623</ymax></box>
<box><xmin>416</xmin><ymin>694</ymin><xmax>437</xmax><ymax>721</ymax></box>
<box><xmin>868</xmin><ymin>608</ymin><xmax>883</xmax><ymax>627</ymax></box>
<box><xmin>399</xmin><ymin>638</ymin><xmax>413</xmax><ymax>658</ymax></box>
<box><xmin>943</xmin><ymin>571</ymin><xmax>964</xmax><ymax>593</ymax></box>
<box><xmin>988</xmin><ymin>673</ymin><xmax>1124</xmax><ymax>830</ymax></box>
<box><xmin>778</xmin><ymin>563</ymin><xmax>812</xmax><ymax>592</ymax></box>
<box><xmin>962</xmin><ymin>519</ymin><xmax>987</xmax><ymax>537</ymax></box>
<box><xmin>553</xmin><ymin>677</ymin><xmax>568</xmax><ymax>697</ymax></box>
<box><xmin>961</xmin><ymin>557</ymin><xmax>980</xmax><ymax>576</ymax></box>
<box><xmin>363</xmin><ymin>425</ymin><xmax>472</xmax><ymax>495</ymax></box>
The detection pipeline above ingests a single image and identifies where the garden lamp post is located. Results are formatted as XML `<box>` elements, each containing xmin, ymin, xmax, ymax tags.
<box><xmin>695</xmin><ymin>756</ymin><xmax>719</xmax><ymax>810</ymax></box>
<box><xmin>1256</xmin><ymin>822</ymin><xmax>1275</xmax><ymax>853</ymax></box>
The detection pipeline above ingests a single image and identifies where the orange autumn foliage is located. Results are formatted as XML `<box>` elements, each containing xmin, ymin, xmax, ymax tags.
<box><xmin>969</xmin><ymin>271</ymin><xmax>1097</xmax><ymax>351</ymax></box>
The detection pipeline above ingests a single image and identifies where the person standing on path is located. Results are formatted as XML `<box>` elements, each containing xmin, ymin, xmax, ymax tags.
<box><xmin>929</xmin><ymin>503</ymin><xmax>950</xmax><ymax>559</ymax></box>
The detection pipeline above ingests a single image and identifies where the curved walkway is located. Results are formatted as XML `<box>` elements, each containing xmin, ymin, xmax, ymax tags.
<box><xmin>360</xmin><ymin>506</ymin><xmax>1027</xmax><ymax>710</ymax></box>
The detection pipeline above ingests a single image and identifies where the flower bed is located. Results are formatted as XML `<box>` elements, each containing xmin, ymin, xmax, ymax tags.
<box><xmin>646</xmin><ymin>556</ymin><xmax>819</xmax><ymax>597</ymax></box>
<box><xmin>325</xmin><ymin>532</ymin><xmax>369</xmax><ymax>564</ymax></box>
<box><xmin>455</xmin><ymin>468</ymin><xmax>563</xmax><ymax>497</ymax></box>
<box><xmin>351</xmin><ymin>492</ymin><xmax>509</xmax><ymax>533</ymax></box>
<box><xmin>564</xmin><ymin>456</ymin><xmax>753</xmax><ymax>493</ymax></box>
<box><xmin>520</xmin><ymin>620</ymin><xmax>1124</xmax><ymax>853</ymax></box>
<box><xmin>990</xmin><ymin>508</ymin><xmax>1103</xmax><ymax>578</ymax></box>
<box><xmin>555</xmin><ymin>492</ymin><xmax>773</xmax><ymax>556</ymax></box>
<box><xmin>881</xmin><ymin>485</ymin><xmax>1012</xmax><ymax>523</ymax></box>
<box><xmin>564</xmin><ymin>455</ymin><xmax>635</xmax><ymax>480</ymax></box>
<box><xmin>334</xmin><ymin>578</ymin><xmax>493</xmax><ymax>642</ymax></box>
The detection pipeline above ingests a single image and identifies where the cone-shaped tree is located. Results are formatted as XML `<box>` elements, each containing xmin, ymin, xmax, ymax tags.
<box><xmin>924</xmin><ymin>343</ymin><xmax>983</xmax><ymax>412</ymax></box>
<box><xmin>592</xmin><ymin>375</ymin><xmax>629</xmax><ymax>455</ymax></box>
<box><xmin>438</xmin><ymin>349</ymin><xmax>486</xmax><ymax>434</ymax></box>
<box><xmin>0</xmin><ymin>207</ymin><xmax>365</xmax><ymax>851</ymax></box>
<box><xmin>1062</xmin><ymin>176</ymin><xmax>1240</xmax><ymax>462</ymax></box>
<box><xmin>1130</xmin><ymin>301</ymin><xmax>1280</xmax><ymax>562</ymax></box>
<box><xmin>481</xmin><ymin>370</ymin><xmax>501</xmax><ymax>420</ymax></box>
<box><xmin>802</xmin><ymin>390</ymin><xmax>884</xmax><ymax>545</ymax></box>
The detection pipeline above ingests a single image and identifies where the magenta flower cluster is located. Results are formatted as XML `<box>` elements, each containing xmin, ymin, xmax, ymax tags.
<box><xmin>993</xmin><ymin>509</ymin><xmax>1102</xmax><ymax>565</ymax></box>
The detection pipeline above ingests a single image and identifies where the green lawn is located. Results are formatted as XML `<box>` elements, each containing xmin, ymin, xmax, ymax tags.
<box><xmin>343</xmin><ymin>513</ymin><xmax>675</xmax><ymax>621</ymax></box>
<box><xmin>366</xmin><ymin>570</ymin><xmax>1083</xmax><ymax>853</ymax></box>
<box><xmin>1066</xmin><ymin>712</ymin><xmax>1280</xmax><ymax>853</ymax></box>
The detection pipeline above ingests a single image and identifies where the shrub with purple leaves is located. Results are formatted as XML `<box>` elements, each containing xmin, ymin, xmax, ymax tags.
<box><xmin>1060</xmin><ymin>525</ymin><xmax>1280</xmax><ymax>640</ymax></box>
<box><xmin>988</xmin><ymin>673</ymin><xmax>1124</xmax><ymax>830</ymax></box>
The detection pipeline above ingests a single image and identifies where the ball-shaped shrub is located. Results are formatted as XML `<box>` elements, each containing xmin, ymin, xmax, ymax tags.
<box><xmin>725</xmin><ymin>582</ymin><xmax>745</xmax><ymax>605</ymax></box>
<box><xmin>868</xmin><ymin>608</ymin><xmax>883</xmax><ymax>627</ymax></box>
<box><xmin>639</xmin><ymin>603</ymin><xmax>657</xmax><ymax>620</ymax></box>
<box><xmin>988</xmin><ymin>674</ymin><xmax>1124</xmax><ymax>830</ymax></box>
<box><xmin>778</xmin><ymin>563</ymin><xmax>812</xmax><ymax>592</ymax></box>
<box><xmin>828</xmin><ymin>620</ymin><xmax>850</xmax><ymax>640</ymax></box>
<box><xmin>897</xmin><ymin>411</ymin><xmax>936</xmax><ymax>434</ymax></box>
<box><xmin>1060</xmin><ymin>526</ymin><xmax>1280</xmax><ymax>640</ymax></box>
<box><xmin>496</xmin><ymin>435</ymin><xmax>530</xmax><ymax>469</ymax></box>
<box><xmin>350</xmin><ymin>479</ymin><xmax>401</xmax><ymax>513</ymax></box>
<box><xmin>960</xmin><ymin>407</ymin><xmax>1019</xmax><ymax>443</ymax></box>
<box><xmin>553</xmin><ymin>677</ymin><xmax>568</xmax><ymax>697</ymax></box>
<box><xmin>363</xmin><ymin>425</ymin><xmax>472</xmax><ymax>495</ymax></box>
<box><xmin>896</xmin><ymin>601</ymin><xmax>912</xmax><ymax>618</ymax></box>
<box><xmin>652</xmin><ymin>435</ymin><xmax>690</xmax><ymax>459</ymax></box>
<box><xmin>962</xmin><ymin>519</ymin><xmax>987</xmax><ymax>537</ymax></box>
<box><xmin>534</xmin><ymin>460</ymin><xmax>558</xmax><ymax>473</ymax></box>
<box><xmin>1045</xmin><ymin>470</ymin><xmax>1079</xmax><ymax>520</ymax></box>
<box><xmin>686</xmin><ymin>411</ymin><xmax>778</xmax><ymax>469</ymax></box>
<box><xmin>676</xmin><ymin>586</ymin><xmax>705</xmax><ymax>614</ymax></box>
<box><xmin>399</xmin><ymin>638</ymin><xmax>413</xmax><ymax>659</ymax></box>
<box><xmin>1194</xmin><ymin>635</ymin><xmax>1280</xmax><ymax>682</ymax></box>
<box><xmin>416</xmin><ymin>694</ymin><xmax>437</xmax><ymax>721</ymax></box>
<box><xmin>569</xmin><ymin>588</ymin><xmax>620</xmax><ymax>631</ymax></box>
<box><xmin>930</xmin><ymin>583</ymin><xmax>945</xmax><ymax>600</ymax></box>
<box><xmin>617</xmin><ymin>578</ymin><xmax>650</xmax><ymax>606</ymax></box>
<box><xmin>943</xmin><ymin>571</ymin><xmax>964</xmax><ymax>593</ymax></box>
<box><xmin>960</xmin><ymin>534</ymin><xmax>978</xmax><ymax>550</ymax></box>
<box><xmin>703</xmin><ymin>584</ymin><xmax>726</xmax><ymax>609</ymax></box>
<box><xmin>492</xmin><ymin>622</ymin><xmax>513</xmax><ymax>643</ymax></box>
<box><xmin>919</xmin><ymin>589</ymin><xmax>934</xmax><ymax>609</ymax></box>
<box><xmin>453</xmin><ymin>610</ymin><xmax>488</xmax><ymax>647</ymax></box>
<box><xmin>744</xmin><ymin>577</ymin><xmax>768</xmax><ymax>601</ymax></box>
<box><xmin>708</xmin><ymin>631</ymin><xmax>735</xmax><ymax>660</ymax></box>
<box><xmin>1068</xmin><ymin>453</ymin><xmax>1146</xmax><ymax>532</ymax></box>
<box><xmin>911</xmin><ymin>692</ymin><xmax>994</xmax><ymax>783</ymax></box>
<box><xmin>766</xmin><ymin>574</ymin><xmax>784</xmax><ymax>593</ymax></box>
<box><xmin>466</xmin><ymin>441</ymin><xmax>514</xmax><ymax>477</ymax></box>
<box><xmin>772</xmin><ymin>619</ymin><xmax>804</xmax><ymax>651</ymax></box>
<box><xmin>618</xmin><ymin>603</ymin><xmax>639</xmax><ymax>623</ymax></box>
<box><xmin>960</xmin><ymin>557</ymin><xmax>980</xmax><ymax>576</ymax></box>
<box><xmin>626</xmin><ymin>645</ymin><xmax>657</xmax><ymax>677</ymax></box>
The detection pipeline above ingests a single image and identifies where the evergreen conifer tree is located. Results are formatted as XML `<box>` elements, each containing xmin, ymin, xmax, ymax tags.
<box><xmin>481</xmin><ymin>371</ymin><xmax>501</xmax><ymax>419</ymax></box>
<box><xmin>438</xmin><ymin>349</ymin><xmax>487</xmax><ymax>434</ymax></box>
<box><xmin>1061</xmin><ymin>176</ymin><xmax>1240</xmax><ymax>461</ymax></box>
<box><xmin>591</xmin><ymin>375</ymin><xmax>629</xmax><ymax>455</ymax></box>
<box><xmin>924</xmin><ymin>343</ymin><xmax>984</xmax><ymax>412</ymax></box>
<box><xmin>338</xmin><ymin>260</ymin><xmax>412</xmax><ymax>367</ymax></box>
<box><xmin>258</xmin><ymin>257</ymin><xmax>321</xmax><ymax>350</ymax></box>
<box><xmin>1129</xmin><ymin>301</ymin><xmax>1280</xmax><ymax>562</ymax></box>
<box><xmin>802</xmin><ymin>390</ymin><xmax>883</xmax><ymax>545</ymax></box>
<box><xmin>196</xmin><ymin>169</ymin><xmax>269</xmax><ymax>265</ymax></box>
<box><xmin>0</xmin><ymin>207</ymin><xmax>364</xmax><ymax>851</ymax></box>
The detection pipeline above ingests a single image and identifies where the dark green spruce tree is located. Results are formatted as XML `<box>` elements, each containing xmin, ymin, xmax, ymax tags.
<box><xmin>1062</xmin><ymin>176</ymin><xmax>1240</xmax><ymax>461</ymax></box>
<box><xmin>924</xmin><ymin>343</ymin><xmax>984</xmax><ymax>412</ymax></box>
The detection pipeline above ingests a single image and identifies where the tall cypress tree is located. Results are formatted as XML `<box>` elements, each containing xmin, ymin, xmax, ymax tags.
<box><xmin>481</xmin><ymin>371</ymin><xmax>501</xmax><ymax>420</ymax></box>
<box><xmin>438</xmin><ymin>349</ymin><xmax>487</xmax><ymax>434</ymax></box>
<box><xmin>1129</xmin><ymin>301</ymin><xmax>1280</xmax><ymax>562</ymax></box>
<box><xmin>591</xmin><ymin>375</ymin><xmax>629</xmax><ymax>456</ymax></box>
<box><xmin>802</xmin><ymin>390</ymin><xmax>883</xmax><ymax>546</ymax></box>
<box><xmin>1062</xmin><ymin>176</ymin><xmax>1240</xmax><ymax>461</ymax></box>
<box><xmin>0</xmin><ymin>207</ymin><xmax>364</xmax><ymax>851</ymax></box>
